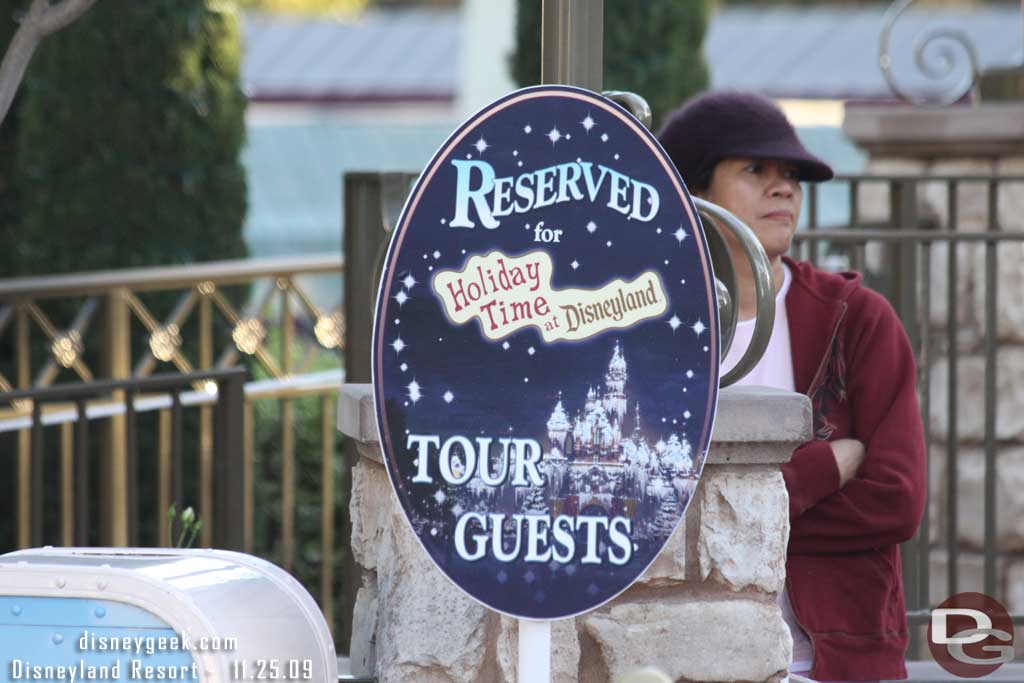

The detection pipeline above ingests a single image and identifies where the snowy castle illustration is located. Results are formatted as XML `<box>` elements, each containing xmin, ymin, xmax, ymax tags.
<box><xmin>464</xmin><ymin>342</ymin><xmax>699</xmax><ymax>541</ymax></box>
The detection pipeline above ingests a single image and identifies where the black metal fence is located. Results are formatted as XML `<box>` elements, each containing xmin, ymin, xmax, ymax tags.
<box><xmin>795</xmin><ymin>174</ymin><xmax>1024</xmax><ymax>656</ymax></box>
<box><xmin>0</xmin><ymin>368</ymin><xmax>246</xmax><ymax>551</ymax></box>
<box><xmin>2</xmin><ymin>172</ymin><xmax>1022</xmax><ymax>663</ymax></box>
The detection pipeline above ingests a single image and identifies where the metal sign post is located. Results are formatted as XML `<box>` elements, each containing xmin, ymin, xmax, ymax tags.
<box><xmin>541</xmin><ymin>0</ymin><xmax>603</xmax><ymax>92</ymax></box>
<box><xmin>370</xmin><ymin>4</ymin><xmax>727</xmax><ymax>682</ymax></box>
<box><xmin>526</xmin><ymin>4</ymin><xmax>603</xmax><ymax>680</ymax></box>
<box><xmin>372</xmin><ymin>84</ymin><xmax>719</xmax><ymax>683</ymax></box>
<box><xmin>518</xmin><ymin>620</ymin><xmax>552</xmax><ymax>682</ymax></box>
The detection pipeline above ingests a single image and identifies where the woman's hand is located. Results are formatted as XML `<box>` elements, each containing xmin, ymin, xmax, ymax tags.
<box><xmin>830</xmin><ymin>438</ymin><xmax>866</xmax><ymax>487</ymax></box>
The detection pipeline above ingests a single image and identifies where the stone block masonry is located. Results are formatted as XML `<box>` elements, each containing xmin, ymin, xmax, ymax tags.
<box><xmin>339</xmin><ymin>384</ymin><xmax>809</xmax><ymax>683</ymax></box>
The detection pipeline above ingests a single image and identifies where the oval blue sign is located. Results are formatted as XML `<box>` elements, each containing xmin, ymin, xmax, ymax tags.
<box><xmin>372</xmin><ymin>86</ymin><xmax>719</xmax><ymax>620</ymax></box>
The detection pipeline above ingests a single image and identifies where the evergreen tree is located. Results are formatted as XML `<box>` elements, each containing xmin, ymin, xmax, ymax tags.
<box><xmin>13</xmin><ymin>0</ymin><xmax>248</xmax><ymax>277</ymax></box>
<box><xmin>511</xmin><ymin>0</ymin><xmax>710</xmax><ymax>129</ymax></box>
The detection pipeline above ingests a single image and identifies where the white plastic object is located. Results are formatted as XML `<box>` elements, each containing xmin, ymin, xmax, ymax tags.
<box><xmin>0</xmin><ymin>547</ymin><xmax>337</xmax><ymax>683</ymax></box>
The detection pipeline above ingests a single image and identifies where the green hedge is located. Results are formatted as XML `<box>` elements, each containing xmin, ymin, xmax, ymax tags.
<box><xmin>0</xmin><ymin>0</ymin><xmax>250</xmax><ymax>554</ymax></box>
<box><xmin>12</xmin><ymin>0</ymin><xmax>248</xmax><ymax>277</ymax></box>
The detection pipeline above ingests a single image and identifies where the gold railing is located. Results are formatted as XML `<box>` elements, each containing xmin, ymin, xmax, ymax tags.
<box><xmin>0</xmin><ymin>252</ymin><xmax>344</xmax><ymax>388</ymax></box>
<box><xmin>0</xmin><ymin>253</ymin><xmax>347</xmax><ymax>634</ymax></box>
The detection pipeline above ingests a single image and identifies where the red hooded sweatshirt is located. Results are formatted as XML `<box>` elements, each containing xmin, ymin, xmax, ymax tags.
<box><xmin>780</xmin><ymin>257</ymin><xmax>927</xmax><ymax>682</ymax></box>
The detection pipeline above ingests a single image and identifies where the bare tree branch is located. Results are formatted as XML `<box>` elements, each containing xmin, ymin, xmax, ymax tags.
<box><xmin>36</xmin><ymin>0</ymin><xmax>96</xmax><ymax>34</ymax></box>
<box><xmin>0</xmin><ymin>0</ymin><xmax>98</xmax><ymax>125</ymax></box>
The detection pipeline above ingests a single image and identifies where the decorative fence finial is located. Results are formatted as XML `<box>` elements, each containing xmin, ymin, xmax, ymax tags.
<box><xmin>879</xmin><ymin>0</ymin><xmax>981</xmax><ymax>105</ymax></box>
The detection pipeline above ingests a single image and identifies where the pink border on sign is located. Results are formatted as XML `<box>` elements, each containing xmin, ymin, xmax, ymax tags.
<box><xmin>371</xmin><ymin>86</ymin><xmax>720</xmax><ymax>619</ymax></box>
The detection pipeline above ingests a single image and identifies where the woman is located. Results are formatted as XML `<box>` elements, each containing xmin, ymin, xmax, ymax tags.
<box><xmin>658</xmin><ymin>91</ymin><xmax>926</xmax><ymax>683</ymax></box>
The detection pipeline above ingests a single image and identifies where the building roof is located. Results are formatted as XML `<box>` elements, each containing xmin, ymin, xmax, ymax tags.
<box><xmin>239</xmin><ymin>3</ymin><xmax>1016</xmax><ymax>259</ymax></box>
<box><xmin>242</xmin><ymin>8</ymin><xmax>458</xmax><ymax>102</ymax></box>
<box><xmin>705</xmin><ymin>4</ymin><xmax>1021</xmax><ymax>100</ymax></box>
<box><xmin>241</xmin><ymin>4</ymin><xmax>1020</xmax><ymax>103</ymax></box>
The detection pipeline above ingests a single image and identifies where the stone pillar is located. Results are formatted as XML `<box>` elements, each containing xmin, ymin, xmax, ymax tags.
<box><xmin>338</xmin><ymin>385</ymin><xmax>810</xmax><ymax>683</ymax></box>
<box><xmin>843</xmin><ymin>103</ymin><xmax>1024</xmax><ymax>628</ymax></box>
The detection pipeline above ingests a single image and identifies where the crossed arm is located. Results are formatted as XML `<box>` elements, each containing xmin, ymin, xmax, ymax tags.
<box><xmin>781</xmin><ymin>292</ymin><xmax>927</xmax><ymax>555</ymax></box>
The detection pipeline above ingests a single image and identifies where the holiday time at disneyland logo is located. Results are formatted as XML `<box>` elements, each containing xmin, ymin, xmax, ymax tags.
<box><xmin>372</xmin><ymin>85</ymin><xmax>719</xmax><ymax>620</ymax></box>
<box><xmin>432</xmin><ymin>250</ymin><xmax>667</xmax><ymax>342</ymax></box>
<box><xmin>928</xmin><ymin>592</ymin><xmax>1015</xmax><ymax>678</ymax></box>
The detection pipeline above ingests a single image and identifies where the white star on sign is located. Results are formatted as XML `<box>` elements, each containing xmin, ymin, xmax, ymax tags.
<box><xmin>686</xmin><ymin>369</ymin><xmax>694</xmax><ymax>379</ymax></box>
<box><xmin>547</xmin><ymin>127</ymin><xmax>562</xmax><ymax>144</ymax></box>
<box><xmin>400</xmin><ymin>363</ymin><xmax>408</xmax><ymax>372</ymax></box>
<box><xmin>474</xmin><ymin>137</ymin><xmax>489</xmax><ymax>154</ymax></box>
<box><xmin>600</xmin><ymin>133</ymin><xmax>609</xmax><ymax>142</ymax></box>
<box><xmin>527</xmin><ymin>347</ymin><xmax>535</xmax><ymax>356</ymax></box>
<box><xmin>586</xmin><ymin>221</ymin><xmax>597</xmax><ymax>233</ymax></box>
<box><xmin>684</xmin><ymin>410</ymin><xmax>692</xmax><ymax>419</ymax></box>
<box><xmin>667</xmin><ymin>315</ymin><xmax>681</xmax><ymax>331</ymax></box>
<box><xmin>443</xmin><ymin>390</ymin><xmax>454</xmax><ymax>403</ymax></box>
<box><xmin>407</xmin><ymin>379</ymin><xmax>422</xmax><ymax>403</ymax></box>
<box><xmin>524</xmin><ymin>124</ymin><xmax>532</xmax><ymax>134</ymax></box>
<box><xmin>402</xmin><ymin>274</ymin><xmax>417</xmax><ymax>289</ymax></box>
<box><xmin>571</xmin><ymin>260</ymin><xmax>580</xmax><ymax>270</ymax></box>
<box><xmin>581</xmin><ymin>115</ymin><xmax>595</xmax><ymax>131</ymax></box>
<box><xmin>391</xmin><ymin>337</ymin><xmax>406</xmax><ymax>354</ymax></box>
<box><xmin>502</xmin><ymin>341</ymin><xmax>510</xmax><ymax>350</ymax></box>
<box><xmin>394</xmin><ymin>290</ymin><xmax>408</xmax><ymax>306</ymax></box>
<box><xmin>433</xmin><ymin>250</ymin><xmax>440</xmax><ymax>259</ymax></box>
<box><xmin>433</xmin><ymin>489</ymin><xmax>446</xmax><ymax>504</ymax></box>
<box><xmin>674</xmin><ymin>227</ymin><xmax>687</xmax><ymax>244</ymax></box>
<box><xmin>692</xmin><ymin>320</ymin><xmax>707</xmax><ymax>336</ymax></box>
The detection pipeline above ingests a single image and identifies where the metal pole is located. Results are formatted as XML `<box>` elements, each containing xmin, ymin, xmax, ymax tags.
<box><xmin>541</xmin><ymin>0</ymin><xmax>603</xmax><ymax>91</ymax></box>
<box><xmin>518</xmin><ymin>620</ymin><xmax>551</xmax><ymax>682</ymax></box>
<box><xmin>105</xmin><ymin>288</ymin><xmax>130</xmax><ymax>546</ymax></box>
<box><xmin>517</xmin><ymin>5</ymin><xmax>605</xmax><ymax>681</ymax></box>
<box><xmin>214</xmin><ymin>369</ymin><xmax>246</xmax><ymax>551</ymax></box>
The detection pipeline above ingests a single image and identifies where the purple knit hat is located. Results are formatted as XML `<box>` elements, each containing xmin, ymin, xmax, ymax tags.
<box><xmin>657</xmin><ymin>90</ymin><xmax>833</xmax><ymax>191</ymax></box>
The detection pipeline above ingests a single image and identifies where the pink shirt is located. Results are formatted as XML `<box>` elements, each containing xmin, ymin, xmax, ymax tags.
<box><xmin>722</xmin><ymin>264</ymin><xmax>815</xmax><ymax>676</ymax></box>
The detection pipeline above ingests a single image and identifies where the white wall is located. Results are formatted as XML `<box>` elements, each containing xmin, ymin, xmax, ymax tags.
<box><xmin>455</xmin><ymin>0</ymin><xmax>518</xmax><ymax>119</ymax></box>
